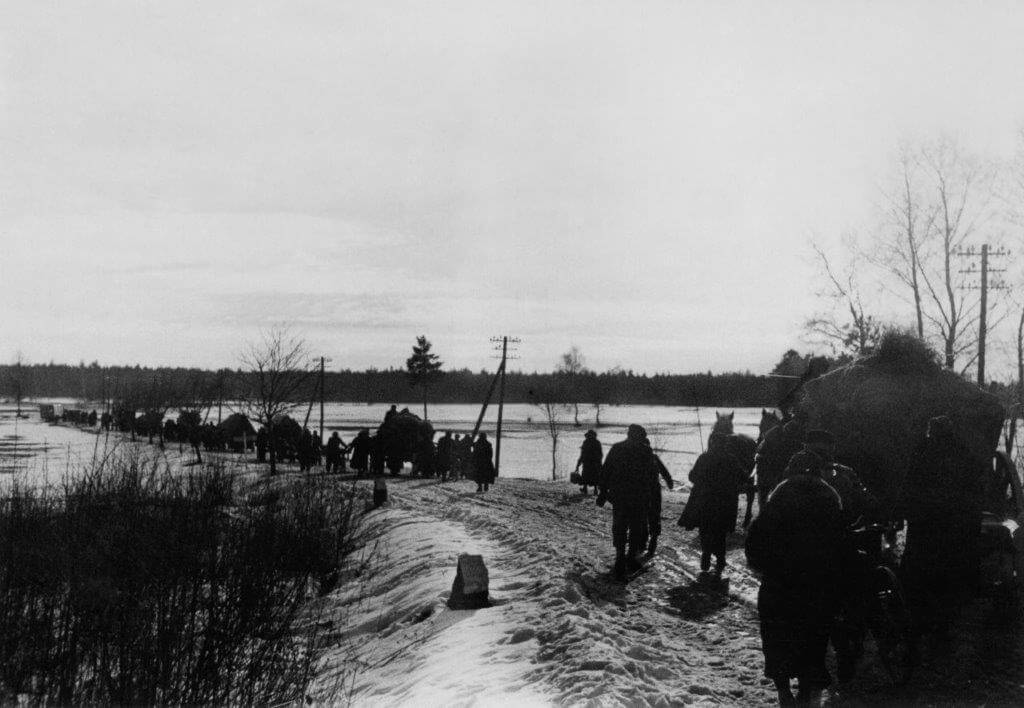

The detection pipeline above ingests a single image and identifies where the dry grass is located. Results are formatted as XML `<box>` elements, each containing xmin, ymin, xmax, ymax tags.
<box><xmin>0</xmin><ymin>452</ymin><xmax>361</xmax><ymax>704</ymax></box>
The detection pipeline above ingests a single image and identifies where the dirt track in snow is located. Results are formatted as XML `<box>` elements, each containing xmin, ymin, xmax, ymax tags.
<box><xmin>316</xmin><ymin>473</ymin><xmax>1024</xmax><ymax>707</ymax></box>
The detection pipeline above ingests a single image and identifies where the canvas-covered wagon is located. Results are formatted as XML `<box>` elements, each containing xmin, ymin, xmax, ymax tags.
<box><xmin>797</xmin><ymin>336</ymin><xmax>1004</xmax><ymax>514</ymax></box>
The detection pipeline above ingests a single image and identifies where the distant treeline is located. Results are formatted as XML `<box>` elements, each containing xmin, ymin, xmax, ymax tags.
<box><xmin>1</xmin><ymin>363</ymin><xmax>786</xmax><ymax>408</ymax></box>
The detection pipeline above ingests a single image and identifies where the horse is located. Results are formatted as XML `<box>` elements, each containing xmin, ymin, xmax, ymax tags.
<box><xmin>711</xmin><ymin>411</ymin><xmax>758</xmax><ymax>527</ymax></box>
<box><xmin>758</xmin><ymin>408</ymin><xmax>783</xmax><ymax>441</ymax></box>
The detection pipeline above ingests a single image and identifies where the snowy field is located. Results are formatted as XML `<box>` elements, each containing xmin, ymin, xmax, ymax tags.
<box><xmin>4</xmin><ymin>402</ymin><xmax>1023</xmax><ymax>705</ymax></box>
<box><xmin>0</xmin><ymin>400</ymin><xmax>765</xmax><ymax>485</ymax></box>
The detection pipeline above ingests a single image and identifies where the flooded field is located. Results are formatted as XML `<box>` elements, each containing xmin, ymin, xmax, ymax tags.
<box><xmin>0</xmin><ymin>401</ymin><xmax>766</xmax><ymax>483</ymax></box>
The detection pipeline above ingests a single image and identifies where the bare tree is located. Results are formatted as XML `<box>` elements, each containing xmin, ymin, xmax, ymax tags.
<box><xmin>868</xmin><ymin>138</ymin><xmax>996</xmax><ymax>370</ymax></box>
<box><xmin>238</xmin><ymin>327</ymin><xmax>316</xmax><ymax>475</ymax></box>
<box><xmin>871</xmin><ymin>144</ymin><xmax>934</xmax><ymax>339</ymax></box>
<box><xmin>917</xmin><ymin>138</ymin><xmax>992</xmax><ymax>369</ymax></box>
<box><xmin>529</xmin><ymin>382</ymin><xmax>565</xmax><ymax>481</ymax></box>
<box><xmin>177</xmin><ymin>371</ymin><xmax>219</xmax><ymax>463</ymax></box>
<box><xmin>805</xmin><ymin>239</ymin><xmax>883</xmax><ymax>357</ymax></box>
<box><xmin>557</xmin><ymin>346</ymin><xmax>586</xmax><ymax>427</ymax></box>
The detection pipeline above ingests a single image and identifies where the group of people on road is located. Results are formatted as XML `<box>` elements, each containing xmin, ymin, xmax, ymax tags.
<box><xmin>586</xmin><ymin>414</ymin><xmax>988</xmax><ymax>706</ymax></box>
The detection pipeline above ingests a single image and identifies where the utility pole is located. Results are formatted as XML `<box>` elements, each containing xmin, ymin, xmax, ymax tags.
<box><xmin>318</xmin><ymin>356</ymin><xmax>332</xmax><ymax>445</ymax></box>
<box><xmin>320</xmin><ymin>357</ymin><xmax>325</xmax><ymax>445</ymax></box>
<box><xmin>489</xmin><ymin>336</ymin><xmax>520</xmax><ymax>479</ymax></box>
<box><xmin>956</xmin><ymin>243</ymin><xmax>1009</xmax><ymax>386</ymax></box>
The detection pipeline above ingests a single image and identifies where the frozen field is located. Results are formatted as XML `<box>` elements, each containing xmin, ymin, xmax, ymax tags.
<box><xmin>0</xmin><ymin>401</ymin><xmax>766</xmax><ymax>484</ymax></box>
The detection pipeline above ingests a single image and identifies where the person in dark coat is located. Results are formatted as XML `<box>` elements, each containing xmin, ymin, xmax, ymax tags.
<box><xmin>436</xmin><ymin>431</ymin><xmax>454</xmax><ymax>481</ymax></box>
<box><xmin>473</xmin><ymin>433</ymin><xmax>496</xmax><ymax>491</ymax></box>
<box><xmin>299</xmin><ymin>428</ymin><xmax>313</xmax><ymax>472</ymax></box>
<box><xmin>574</xmin><ymin>430</ymin><xmax>603</xmax><ymax>495</ymax></box>
<box><xmin>598</xmin><ymin>424</ymin><xmax>657</xmax><ymax>578</ymax></box>
<box><xmin>325</xmin><ymin>431</ymin><xmax>345</xmax><ymax>474</ymax></box>
<box><xmin>895</xmin><ymin>415</ymin><xmax>982</xmax><ymax>642</ymax></box>
<box><xmin>746</xmin><ymin>474</ymin><xmax>846</xmax><ymax>706</ymax></box>
<box><xmin>383</xmin><ymin>404</ymin><xmax>398</xmax><ymax>424</ymax></box>
<box><xmin>459</xmin><ymin>434</ymin><xmax>475</xmax><ymax>480</ymax></box>
<box><xmin>644</xmin><ymin>437</ymin><xmax>674</xmax><ymax>555</ymax></box>
<box><xmin>784</xmin><ymin>429</ymin><xmax>878</xmax><ymax>526</ymax></box>
<box><xmin>685</xmin><ymin>432</ymin><xmax>749</xmax><ymax>576</ymax></box>
<box><xmin>370</xmin><ymin>433</ymin><xmax>386</xmax><ymax>476</ymax></box>
<box><xmin>416</xmin><ymin>436</ymin><xmax>436</xmax><ymax>477</ymax></box>
<box><xmin>349</xmin><ymin>428</ymin><xmax>371</xmax><ymax>476</ymax></box>
<box><xmin>755</xmin><ymin>418</ymin><xmax>804</xmax><ymax>509</ymax></box>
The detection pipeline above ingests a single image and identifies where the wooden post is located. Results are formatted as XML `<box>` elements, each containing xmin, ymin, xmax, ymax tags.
<box><xmin>319</xmin><ymin>356</ymin><xmax>325</xmax><ymax>445</ymax></box>
<box><xmin>471</xmin><ymin>368</ymin><xmax>501</xmax><ymax>439</ymax></box>
<box><xmin>978</xmin><ymin>244</ymin><xmax>988</xmax><ymax>386</ymax></box>
<box><xmin>495</xmin><ymin>337</ymin><xmax>508</xmax><ymax>478</ymax></box>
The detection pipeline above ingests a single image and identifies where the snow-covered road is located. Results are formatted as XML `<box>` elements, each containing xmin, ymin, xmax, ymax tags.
<box><xmin>313</xmin><ymin>475</ymin><xmax>1024</xmax><ymax>707</ymax></box>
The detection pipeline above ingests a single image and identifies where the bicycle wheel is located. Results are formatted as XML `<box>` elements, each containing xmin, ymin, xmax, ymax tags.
<box><xmin>870</xmin><ymin>565</ymin><xmax>914</xmax><ymax>687</ymax></box>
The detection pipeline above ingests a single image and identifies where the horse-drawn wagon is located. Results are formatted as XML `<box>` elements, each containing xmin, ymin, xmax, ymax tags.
<box><xmin>797</xmin><ymin>335</ymin><xmax>1021</xmax><ymax>606</ymax></box>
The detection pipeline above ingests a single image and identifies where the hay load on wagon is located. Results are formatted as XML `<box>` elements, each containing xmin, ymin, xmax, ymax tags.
<box><xmin>797</xmin><ymin>333</ymin><xmax>1004</xmax><ymax>512</ymax></box>
<box><xmin>377</xmin><ymin>408</ymin><xmax>434</xmax><ymax>464</ymax></box>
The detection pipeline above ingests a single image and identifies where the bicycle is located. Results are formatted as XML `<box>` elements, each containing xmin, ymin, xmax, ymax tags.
<box><xmin>833</xmin><ymin>521</ymin><xmax>914</xmax><ymax>687</ymax></box>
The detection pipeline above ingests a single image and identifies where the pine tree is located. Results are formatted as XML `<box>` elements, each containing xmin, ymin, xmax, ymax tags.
<box><xmin>406</xmin><ymin>336</ymin><xmax>443</xmax><ymax>419</ymax></box>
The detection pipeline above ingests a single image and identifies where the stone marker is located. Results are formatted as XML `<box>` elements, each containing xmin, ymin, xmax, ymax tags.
<box><xmin>448</xmin><ymin>553</ymin><xmax>490</xmax><ymax>609</ymax></box>
<box><xmin>373</xmin><ymin>477</ymin><xmax>388</xmax><ymax>508</ymax></box>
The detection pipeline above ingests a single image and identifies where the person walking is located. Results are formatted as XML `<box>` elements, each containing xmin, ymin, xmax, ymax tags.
<box><xmin>349</xmin><ymin>428</ymin><xmax>371</xmax><ymax>477</ymax></box>
<box><xmin>746</xmin><ymin>474</ymin><xmax>846</xmax><ymax>706</ymax></box>
<box><xmin>598</xmin><ymin>424</ymin><xmax>657</xmax><ymax>579</ymax></box>
<box><xmin>644</xmin><ymin>437</ymin><xmax>674</xmax><ymax>555</ymax></box>
<box><xmin>896</xmin><ymin>416</ymin><xmax>982</xmax><ymax>645</ymax></box>
<box><xmin>755</xmin><ymin>418</ymin><xmax>804</xmax><ymax>509</ymax></box>
<box><xmin>324</xmin><ymin>431</ymin><xmax>345</xmax><ymax>473</ymax></box>
<box><xmin>679</xmin><ymin>432</ymin><xmax>748</xmax><ymax>577</ymax></box>
<box><xmin>574</xmin><ymin>430</ymin><xmax>603</xmax><ymax>495</ymax></box>
<box><xmin>436</xmin><ymin>431</ymin><xmax>454</xmax><ymax>481</ymax></box>
<box><xmin>473</xmin><ymin>432</ymin><xmax>496</xmax><ymax>492</ymax></box>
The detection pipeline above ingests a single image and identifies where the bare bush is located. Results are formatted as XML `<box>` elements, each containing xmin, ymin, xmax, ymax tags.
<box><xmin>0</xmin><ymin>452</ymin><xmax>361</xmax><ymax>704</ymax></box>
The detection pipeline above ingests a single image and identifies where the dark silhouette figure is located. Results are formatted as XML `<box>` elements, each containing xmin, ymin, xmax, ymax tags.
<box><xmin>644</xmin><ymin>439</ymin><xmax>673</xmax><ymax>555</ymax></box>
<box><xmin>755</xmin><ymin>418</ymin><xmax>804</xmax><ymax>508</ymax></box>
<box><xmin>473</xmin><ymin>433</ymin><xmax>495</xmax><ymax>492</ymax></box>
<box><xmin>682</xmin><ymin>432</ymin><xmax>748</xmax><ymax>577</ymax></box>
<box><xmin>383</xmin><ymin>404</ymin><xmax>398</xmax><ymax>424</ymax></box>
<box><xmin>574</xmin><ymin>430</ymin><xmax>603</xmax><ymax>495</ymax></box>
<box><xmin>783</xmin><ymin>429</ymin><xmax>878</xmax><ymax>528</ymax></box>
<box><xmin>299</xmin><ymin>428</ymin><xmax>313</xmax><ymax>472</ymax></box>
<box><xmin>349</xmin><ymin>429</ymin><xmax>371</xmax><ymax>476</ymax></box>
<box><xmin>436</xmin><ymin>431</ymin><xmax>454</xmax><ymax>481</ymax></box>
<box><xmin>598</xmin><ymin>424</ymin><xmax>656</xmax><ymax>579</ymax></box>
<box><xmin>458</xmin><ymin>434</ymin><xmax>474</xmax><ymax>480</ymax></box>
<box><xmin>746</xmin><ymin>475</ymin><xmax>846</xmax><ymax>706</ymax></box>
<box><xmin>896</xmin><ymin>415</ymin><xmax>982</xmax><ymax>643</ymax></box>
<box><xmin>325</xmin><ymin>431</ymin><xmax>346</xmax><ymax>474</ymax></box>
<box><xmin>416</xmin><ymin>436</ymin><xmax>436</xmax><ymax>477</ymax></box>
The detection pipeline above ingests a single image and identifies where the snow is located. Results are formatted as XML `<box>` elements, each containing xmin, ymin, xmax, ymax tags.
<box><xmin>309</xmin><ymin>477</ymin><xmax>777</xmax><ymax>706</ymax></box>
<box><xmin>7</xmin><ymin>404</ymin><xmax>1024</xmax><ymax>706</ymax></box>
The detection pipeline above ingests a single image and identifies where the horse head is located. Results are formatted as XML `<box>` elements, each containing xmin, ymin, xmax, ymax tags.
<box><xmin>758</xmin><ymin>408</ymin><xmax>783</xmax><ymax>441</ymax></box>
<box><xmin>712</xmin><ymin>411</ymin><xmax>735</xmax><ymax>435</ymax></box>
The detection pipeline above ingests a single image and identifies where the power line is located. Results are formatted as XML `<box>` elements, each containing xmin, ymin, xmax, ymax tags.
<box><xmin>956</xmin><ymin>244</ymin><xmax>1011</xmax><ymax>386</ymax></box>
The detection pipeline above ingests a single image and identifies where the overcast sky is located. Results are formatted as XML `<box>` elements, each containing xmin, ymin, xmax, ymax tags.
<box><xmin>4</xmin><ymin>1</ymin><xmax>1024</xmax><ymax>375</ymax></box>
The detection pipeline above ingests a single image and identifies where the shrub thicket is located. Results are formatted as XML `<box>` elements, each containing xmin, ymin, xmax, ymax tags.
<box><xmin>0</xmin><ymin>454</ymin><xmax>360</xmax><ymax>704</ymax></box>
